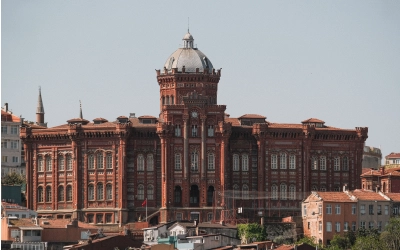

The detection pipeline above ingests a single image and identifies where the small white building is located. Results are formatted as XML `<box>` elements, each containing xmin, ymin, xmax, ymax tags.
<box><xmin>1</xmin><ymin>202</ymin><xmax>38</xmax><ymax>218</ymax></box>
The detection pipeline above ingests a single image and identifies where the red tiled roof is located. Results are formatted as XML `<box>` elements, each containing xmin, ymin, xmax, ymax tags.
<box><xmin>301</xmin><ymin>118</ymin><xmax>325</xmax><ymax>123</ymax></box>
<box><xmin>315</xmin><ymin>192</ymin><xmax>354</xmax><ymax>202</ymax></box>
<box><xmin>7</xmin><ymin>218</ymin><xmax>39</xmax><ymax>227</ymax></box>
<box><xmin>238</xmin><ymin>114</ymin><xmax>266</xmax><ymax>119</ymax></box>
<box><xmin>1</xmin><ymin>110</ymin><xmax>20</xmax><ymax>122</ymax></box>
<box><xmin>384</xmin><ymin>193</ymin><xmax>400</xmax><ymax>202</ymax></box>
<box><xmin>275</xmin><ymin>245</ymin><xmax>294</xmax><ymax>250</ymax></box>
<box><xmin>350</xmin><ymin>190</ymin><xmax>388</xmax><ymax>201</ymax></box>
<box><xmin>386</xmin><ymin>153</ymin><xmax>400</xmax><ymax>158</ymax></box>
<box><xmin>38</xmin><ymin>218</ymin><xmax>97</xmax><ymax>229</ymax></box>
<box><xmin>138</xmin><ymin>115</ymin><xmax>157</xmax><ymax>119</ymax></box>
<box><xmin>93</xmin><ymin>117</ymin><xmax>108</xmax><ymax>122</ymax></box>
<box><xmin>360</xmin><ymin>169</ymin><xmax>381</xmax><ymax>176</ymax></box>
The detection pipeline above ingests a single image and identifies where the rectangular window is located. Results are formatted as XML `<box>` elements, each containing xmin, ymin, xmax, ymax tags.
<box><xmin>336</xmin><ymin>222</ymin><xmax>340</xmax><ymax>232</ymax></box>
<box><xmin>319</xmin><ymin>221</ymin><xmax>322</xmax><ymax>232</ymax></box>
<box><xmin>97</xmin><ymin>154</ymin><xmax>103</xmax><ymax>169</ymax></box>
<box><xmin>303</xmin><ymin>205</ymin><xmax>307</xmax><ymax>216</ymax></box>
<box><xmin>176</xmin><ymin>213</ymin><xmax>182</xmax><ymax>221</ymax></box>
<box><xmin>334</xmin><ymin>157</ymin><xmax>340</xmax><ymax>171</ymax></box>
<box><xmin>208</xmin><ymin>125</ymin><xmax>214</xmax><ymax>137</ymax></box>
<box><xmin>271</xmin><ymin>155</ymin><xmax>277</xmax><ymax>169</ymax></box>
<box><xmin>335</xmin><ymin>204</ymin><xmax>341</xmax><ymax>214</ymax></box>
<box><xmin>175</xmin><ymin>154</ymin><xmax>181</xmax><ymax>170</ymax></box>
<box><xmin>289</xmin><ymin>155</ymin><xmax>296</xmax><ymax>169</ymax></box>
<box><xmin>208</xmin><ymin>154</ymin><xmax>215</xmax><ymax>170</ymax></box>
<box><xmin>320</xmin><ymin>156</ymin><xmax>326</xmax><ymax>170</ymax></box>
<box><xmin>385</xmin><ymin>205</ymin><xmax>389</xmax><ymax>215</ymax></box>
<box><xmin>318</xmin><ymin>204</ymin><xmax>322</xmax><ymax>214</ymax></box>
<box><xmin>326</xmin><ymin>204</ymin><xmax>332</xmax><ymax>214</ymax></box>
<box><xmin>378</xmin><ymin>221</ymin><xmax>382</xmax><ymax>231</ymax></box>
<box><xmin>360</xmin><ymin>205</ymin><xmax>365</xmax><ymax>215</ymax></box>
<box><xmin>369</xmin><ymin>221</ymin><xmax>374</xmax><ymax>229</ymax></box>
<box><xmin>352</xmin><ymin>221</ymin><xmax>356</xmax><ymax>231</ymax></box>
<box><xmin>344</xmin><ymin>222</ymin><xmax>349</xmax><ymax>231</ymax></box>
<box><xmin>326</xmin><ymin>222</ymin><xmax>332</xmax><ymax>232</ymax></box>
<box><xmin>12</xmin><ymin>156</ymin><xmax>18</xmax><ymax>163</ymax></box>
<box><xmin>11</xmin><ymin>126</ymin><xmax>18</xmax><ymax>135</ymax></box>
<box><xmin>175</xmin><ymin>125</ymin><xmax>181</xmax><ymax>137</ymax></box>
<box><xmin>352</xmin><ymin>204</ymin><xmax>356</xmax><ymax>214</ymax></box>
<box><xmin>106</xmin><ymin>154</ymin><xmax>112</xmax><ymax>169</ymax></box>
<box><xmin>377</xmin><ymin>205</ymin><xmax>382</xmax><ymax>215</ymax></box>
<box><xmin>96</xmin><ymin>214</ymin><xmax>103</xmax><ymax>224</ymax></box>
<box><xmin>66</xmin><ymin>156</ymin><xmax>72</xmax><ymax>170</ymax></box>
<box><xmin>311</xmin><ymin>157</ymin><xmax>318</xmax><ymax>170</ymax></box>
<box><xmin>1</xmin><ymin>126</ymin><xmax>7</xmax><ymax>134</ymax></box>
<box><xmin>1</xmin><ymin>140</ymin><xmax>7</xmax><ymax>148</ymax></box>
<box><xmin>87</xmin><ymin>214</ymin><xmax>94</xmax><ymax>223</ymax></box>
<box><xmin>191</xmin><ymin>125</ymin><xmax>198</xmax><ymax>137</ymax></box>
<box><xmin>369</xmin><ymin>204</ymin><xmax>374</xmax><ymax>215</ymax></box>
<box><xmin>11</xmin><ymin>141</ymin><xmax>18</xmax><ymax>149</ymax></box>
<box><xmin>106</xmin><ymin>214</ymin><xmax>112</xmax><ymax>223</ymax></box>
<box><xmin>360</xmin><ymin>221</ymin><xmax>365</xmax><ymax>229</ymax></box>
<box><xmin>280</xmin><ymin>153</ymin><xmax>287</xmax><ymax>169</ymax></box>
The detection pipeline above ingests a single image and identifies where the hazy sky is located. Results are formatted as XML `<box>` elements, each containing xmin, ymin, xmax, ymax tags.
<box><xmin>2</xmin><ymin>1</ymin><xmax>399</xmax><ymax>161</ymax></box>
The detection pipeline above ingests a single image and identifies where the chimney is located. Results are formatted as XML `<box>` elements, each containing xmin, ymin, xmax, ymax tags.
<box><xmin>4</xmin><ymin>103</ymin><xmax>8</xmax><ymax>112</ymax></box>
<box><xmin>376</xmin><ymin>185</ymin><xmax>380</xmax><ymax>193</ymax></box>
<box><xmin>343</xmin><ymin>184</ymin><xmax>348</xmax><ymax>192</ymax></box>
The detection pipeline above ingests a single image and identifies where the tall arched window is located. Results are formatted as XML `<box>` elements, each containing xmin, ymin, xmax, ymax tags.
<box><xmin>97</xmin><ymin>183</ymin><xmax>104</xmax><ymax>200</ymax></box>
<box><xmin>66</xmin><ymin>155</ymin><xmax>72</xmax><ymax>170</ymax></box>
<box><xmin>46</xmin><ymin>186</ymin><xmax>52</xmax><ymax>202</ymax></box>
<box><xmin>88</xmin><ymin>155</ymin><xmax>94</xmax><ymax>169</ymax></box>
<box><xmin>106</xmin><ymin>184</ymin><xmax>112</xmax><ymax>200</ymax></box>
<box><xmin>242</xmin><ymin>185</ymin><xmax>249</xmax><ymax>199</ymax></box>
<box><xmin>137</xmin><ymin>154</ymin><xmax>144</xmax><ymax>171</ymax></box>
<box><xmin>147</xmin><ymin>154</ymin><xmax>154</xmax><ymax>171</ymax></box>
<box><xmin>280</xmin><ymin>153</ymin><xmax>287</xmax><ymax>169</ymax></box>
<box><xmin>242</xmin><ymin>154</ymin><xmax>249</xmax><ymax>171</ymax></box>
<box><xmin>320</xmin><ymin>156</ymin><xmax>326</xmax><ymax>170</ymax></box>
<box><xmin>334</xmin><ymin>157</ymin><xmax>340</xmax><ymax>171</ymax></box>
<box><xmin>233</xmin><ymin>184</ymin><xmax>240</xmax><ymax>199</ymax></box>
<box><xmin>171</xmin><ymin>96</ymin><xmax>174</xmax><ymax>104</ymax></box>
<box><xmin>97</xmin><ymin>153</ymin><xmax>103</xmax><ymax>169</ymax></box>
<box><xmin>137</xmin><ymin>184</ymin><xmax>144</xmax><ymax>200</ymax></box>
<box><xmin>147</xmin><ymin>185</ymin><xmax>154</xmax><ymax>200</ymax></box>
<box><xmin>233</xmin><ymin>154</ymin><xmax>239</xmax><ymax>171</ymax></box>
<box><xmin>106</xmin><ymin>154</ymin><xmax>112</xmax><ymax>169</ymax></box>
<box><xmin>175</xmin><ymin>154</ymin><xmax>181</xmax><ymax>170</ymax></box>
<box><xmin>58</xmin><ymin>186</ymin><xmax>64</xmax><ymax>201</ymax></box>
<box><xmin>166</xmin><ymin>96</ymin><xmax>170</xmax><ymax>105</ymax></box>
<box><xmin>175</xmin><ymin>125</ymin><xmax>181</xmax><ymax>137</ymax></box>
<box><xmin>208</xmin><ymin>125</ymin><xmax>214</xmax><ymax>137</ymax></box>
<box><xmin>271</xmin><ymin>154</ymin><xmax>277</xmax><ymax>169</ymax></box>
<box><xmin>280</xmin><ymin>183</ymin><xmax>287</xmax><ymax>200</ymax></box>
<box><xmin>58</xmin><ymin>156</ymin><xmax>65</xmax><ymax>171</ymax></box>
<box><xmin>343</xmin><ymin>156</ymin><xmax>349</xmax><ymax>171</ymax></box>
<box><xmin>46</xmin><ymin>156</ymin><xmax>52</xmax><ymax>172</ymax></box>
<box><xmin>271</xmin><ymin>184</ymin><xmax>278</xmax><ymax>200</ymax></box>
<box><xmin>174</xmin><ymin>186</ymin><xmax>182</xmax><ymax>205</ymax></box>
<box><xmin>37</xmin><ymin>156</ymin><xmax>44</xmax><ymax>172</ymax></box>
<box><xmin>289</xmin><ymin>185</ymin><xmax>296</xmax><ymax>200</ymax></box>
<box><xmin>289</xmin><ymin>155</ymin><xmax>296</xmax><ymax>169</ymax></box>
<box><xmin>311</xmin><ymin>156</ymin><xmax>318</xmax><ymax>170</ymax></box>
<box><xmin>66</xmin><ymin>185</ymin><xmax>72</xmax><ymax>201</ymax></box>
<box><xmin>88</xmin><ymin>185</ymin><xmax>94</xmax><ymax>200</ymax></box>
<box><xmin>207</xmin><ymin>186</ymin><xmax>214</xmax><ymax>206</ymax></box>
<box><xmin>191</xmin><ymin>151</ymin><xmax>198</xmax><ymax>171</ymax></box>
<box><xmin>37</xmin><ymin>186</ymin><xmax>44</xmax><ymax>202</ymax></box>
<box><xmin>208</xmin><ymin>153</ymin><xmax>215</xmax><ymax>170</ymax></box>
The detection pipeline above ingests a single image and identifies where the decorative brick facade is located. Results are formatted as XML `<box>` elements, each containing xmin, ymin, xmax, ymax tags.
<box><xmin>21</xmin><ymin>32</ymin><xmax>368</xmax><ymax>225</ymax></box>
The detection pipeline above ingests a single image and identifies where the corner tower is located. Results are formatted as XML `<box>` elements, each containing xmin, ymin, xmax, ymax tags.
<box><xmin>156</xmin><ymin>31</ymin><xmax>229</xmax><ymax>223</ymax></box>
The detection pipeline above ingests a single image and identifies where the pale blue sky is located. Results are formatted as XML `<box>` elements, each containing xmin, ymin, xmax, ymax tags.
<box><xmin>2</xmin><ymin>1</ymin><xmax>399</xmax><ymax>161</ymax></box>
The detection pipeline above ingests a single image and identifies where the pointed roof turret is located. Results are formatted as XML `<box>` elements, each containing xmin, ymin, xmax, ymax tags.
<box><xmin>36</xmin><ymin>87</ymin><xmax>44</xmax><ymax>114</ymax></box>
<box><xmin>79</xmin><ymin>100</ymin><xmax>83</xmax><ymax>119</ymax></box>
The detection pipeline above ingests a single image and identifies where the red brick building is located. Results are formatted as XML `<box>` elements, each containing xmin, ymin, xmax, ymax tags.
<box><xmin>21</xmin><ymin>31</ymin><xmax>368</xmax><ymax>225</ymax></box>
<box><xmin>360</xmin><ymin>167</ymin><xmax>400</xmax><ymax>193</ymax></box>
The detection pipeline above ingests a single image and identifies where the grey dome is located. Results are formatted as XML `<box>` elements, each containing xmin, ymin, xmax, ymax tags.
<box><xmin>163</xmin><ymin>32</ymin><xmax>214</xmax><ymax>73</ymax></box>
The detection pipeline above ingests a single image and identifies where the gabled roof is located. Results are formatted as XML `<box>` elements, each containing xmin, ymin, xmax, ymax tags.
<box><xmin>1</xmin><ymin>110</ymin><xmax>20</xmax><ymax>122</ymax></box>
<box><xmin>384</xmin><ymin>193</ymin><xmax>400</xmax><ymax>202</ymax></box>
<box><xmin>386</xmin><ymin>152</ymin><xmax>400</xmax><ymax>159</ymax></box>
<box><xmin>313</xmin><ymin>192</ymin><xmax>354</xmax><ymax>202</ymax></box>
<box><xmin>360</xmin><ymin>169</ymin><xmax>381</xmax><ymax>177</ymax></box>
<box><xmin>350</xmin><ymin>189</ymin><xmax>388</xmax><ymax>201</ymax></box>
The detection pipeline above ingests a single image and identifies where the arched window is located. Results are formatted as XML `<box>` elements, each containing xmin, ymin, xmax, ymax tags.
<box><xmin>334</xmin><ymin>157</ymin><xmax>340</xmax><ymax>171</ymax></box>
<box><xmin>174</xmin><ymin>186</ymin><xmax>182</xmax><ymax>205</ymax></box>
<box><xmin>137</xmin><ymin>154</ymin><xmax>144</xmax><ymax>171</ymax></box>
<box><xmin>88</xmin><ymin>155</ymin><xmax>94</xmax><ymax>169</ymax></box>
<box><xmin>271</xmin><ymin>154</ymin><xmax>277</xmax><ymax>169</ymax></box>
<box><xmin>343</xmin><ymin>156</ymin><xmax>349</xmax><ymax>171</ymax></box>
<box><xmin>46</xmin><ymin>156</ymin><xmax>52</xmax><ymax>172</ymax></box>
<box><xmin>162</xmin><ymin>96</ymin><xmax>165</xmax><ymax>105</ymax></box>
<box><xmin>137</xmin><ymin>184</ymin><xmax>144</xmax><ymax>200</ymax></box>
<box><xmin>58</xmin><ymin>186</ymin><xmax>64</xmax><ymax>201</ymax></box>
<box><xmin>280</xmin><ymin>183</ymin><xmax>287</xmax><ymax>200</ymax></box>
<box><xmin>88</xmin><ymin>185</ymin><xmax>94</xmax><ymax>200</ymax></box>
<box><xmin>191</xmin><ymin>151</ymin><xmax>198</xmax><ymax>171</ymax></box>
<box><xmin>289</xmin><ymin>155</ymin><xmax>296</xmax><ymax>169</ymax></box>
<box><xmin>233</xmin><ymin>184</ymin><xmax>240</xmax><ymax>199</ymax></box>
<box><xmin>208</xmin><ymin>125</ymin><xmax>214</xmax><ymax>137</ymax></box>
<box><xmin>233</xmin><ymin>154</ymin><xmax>239</xmax><ymax>171</ymax></box>
<box><xmin>106</xmin><ymin>184</ymin><xmax>112</xmax><ymax>200</ymax></box>
<box><xmin>175</xmin><ymin>154</ymin><xmax>181</xmax><ymax>170</ymax></box>
<box><xmin>242</xmin><ymin>185</ymin><xmax>249</xmax><ymax>199</ymax></box>
<box><xmin>242</xmin><ymin>154</ymin><xmax>249</xmax><ymax>171</ymax></box>
<box><xmin>208</xmin><ymin>153</ymin><xmax>215</xmax><ymax>170</ymax></box>
<box><xmin>175</xmin><ymin>125</ymin><xmax>181</xmax><ymax>137</ymax></box>
<box><xmin>320</xmin><ymin>156</ymin><xmax>326</xmax><ymax>170</ymax></box>
<box><xmin>97</xmin><ymin>183</ymin><xmax>104</xmax><ymax>200</ymax></box>
<box><xmin>171</xmin><ymin>96</ymin><xmax>174</xmax><ymax>104</ymax></box>
<box><xmin>46</xmin><ymin>186</ymin><xmax>52</xmax><ymax>202</ymax></box>
<box><xmin>58</xmin><ymin>156</ymin><xmax>65</xmax><ymax>171</ymax></box>
<box><xmin>37</xmin><ymin>156</ymin><xmax>44</xmax><ymax>172</ymax></box>
<box><xmin>289</xmin><ymin>185</ymin><xmax>296</xmax><ymax>200</ymax></box>
<box><xmin>66</xmin><ymin>185</ymin><xmax>72</xmax><ymax>201</ymax></box>
<box><xmin>97</xmin><ymin>153</ymin><xmax>103</xmax><ymax>169</ymax></box>
<box><xmin>312</xmin><ymin>185</ymin><xmax>318</xmax><ymax>191</ymax></box>
<box><xmin>311</xmin><ymin>156</ymin><xmax>318</xmax><ymax>170</ymax></box>
<box><xmin>147</xmin><ymin>154</ymin><xmax>154</xmax><ymax>171</ymax></box>
<box><xmin>271</xmin><ymin>184</ymin><xmax>278</xmax><ymax>200</ymax></box>
<box><xmin>191</xmin><ymin>125</ymin><xmax>198</xmax><ymax>137</ymax></box>
<box><xmin>66</xmin><ymin>155</ymin><xmax>72</xmax><ymax>170</ymax></box>
<box><xmin>106</xmin><ymin>154</ymin><xmax>112</xmax><ymax>169</ymax></box>
<box><xmin>147</xmin><ymin>185</ymin><xmax>154</xmax><ymax>200</ymax></box>
<box><xmin>280</xmin><ymin>153</ymin><xmax>287</xmax><ymax>169</ymax></box>
<box><xmin>37</xmin><ymin>186</ymin><xmax>44</xmax><ymax>202</ymax></box>
<box><xmin>166</xmin><ymin>96</ymin><xmax>170</xmax><ymax>105</ymax></box>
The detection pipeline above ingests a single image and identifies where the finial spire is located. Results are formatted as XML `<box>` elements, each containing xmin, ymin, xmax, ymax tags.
<box><xmin>79</xmin><ymin>100</ymin><xmax>83</xmax><ymax>119</ymax></box>
<box><xmin>188</xmin><ymin>17</ymin><xmax>190</xmax><ymax>33</ymax></box>
<box><xmin>36</xmin><ymin>86</ymin><xmax>46</xmax><ymax>127</ymax></box>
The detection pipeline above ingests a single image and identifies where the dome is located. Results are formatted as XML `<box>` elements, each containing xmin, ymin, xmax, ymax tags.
<box><xmin>163</xmin><ymin>32</ymin><xmax>214</xmax><ymax>73</ymax></box>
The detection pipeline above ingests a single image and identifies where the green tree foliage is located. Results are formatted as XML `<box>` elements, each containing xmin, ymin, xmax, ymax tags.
<box><xmin>1</xmin><ymin>172</ymin><xmax>26</xmax><ymax>185</ymax></box>
<box><xmin>237</xmin><ymin>223</ymin><xmax>267</xmax><ymax>244</ymax></box>
<box><xmin>296</xmin><ymin>236</ymin><xmax>318</xmax><ymax>247</ymax></box>
<box><xmin>329</xmin><ymin>234</ymin><xmax>351</xmax><ymax>250</ymax></box>
<box><xmin>380</xmin><ymin>217</ymin><xmax>400</xmax><ymax>250</ymax></box>
<box><xmin>352</xmin><ymin>235</ymin><xmax>382</xmax><ymax>250</ymax></box>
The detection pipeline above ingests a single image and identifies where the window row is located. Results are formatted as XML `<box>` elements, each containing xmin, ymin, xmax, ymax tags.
<box><xmin>37</xmin><ymin>185</ymin><xmax>72</xmax><ymax>202</ymax></box>
<box><xmin>88</xmin><ymin>153</ymin><xmax>113</xmax><ymax>170</ymax></box>
<box><xmin>174</xmin><ymin>125</ymin><xmax>215</xmax><ymax>137</ymax></box>
<box><xmin>137</xmin><ymin>184</ymin><xmax>155</xmax><ymax>200</ymax></box>
<box><xmin>173</xmin><ymin>153</ymin><xmax>216</xmax><ymax>171</ymax></box>
<box><xmin>1</xmin><ymin>125</ymin><xmax>19</xmax><ymax>134</ymax></box>
<box><xmin>271</xmin><ymin>153</ymin><xmax>296</xmax><ymax>169</ymax></box>
<box><xmin>360</xmin><ymin>204</ymin><xmax>389</xmax><ymax>215</ymax></box>
<box><xmin>1</xmin><ymin>156</ymin><xmax>19</xmax><ymax>163</ymax></box>
<box><xmin>232</xmin><ymin>154</ymin><xmax>249</xmax><ymax>171</ymax></box>
<box><xmin>1</xmin><ymin>140</ymin><xmax>20</xmax><ymax>149</ymax></box>
<box><xmin>88</xmin><ymin>183</ymin><xmax>113</xmax><ymax>201</ymax></box>
<box><xmin>137</xmin><ymin>154</ymin><xmax>154</xmax><ymax>171</ymax></box>
<box><xmin>311</xmin><ymin>156</ymin><xmax>349</xmax><ymax>171</ymax></box>
<box><xmin>37</xmin><ymin>155</ymin><xmax>73</xmax><ymax>172</ymax></box>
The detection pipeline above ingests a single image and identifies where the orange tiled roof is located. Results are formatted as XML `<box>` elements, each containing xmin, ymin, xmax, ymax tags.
<box><xmin>386</xmin><ymin>152</ymin><xmax>400</xmax><ymax>158</ymax></box>
<box><xmin>275</xmin><ymin>245</ymin><xmax>294</xmax><ymax>250</ymax></box>
<box><xmin>350</xmin><ymin>189</ymin><xmax>388</xmax><ymax>201</ymax></box>
<box><xmin>360</xmin><ymin>169</ymin><xmax>381</xmax><ymax>176</ymax></box>
<box><xmin>238</xmin><ymin>114</ymin><xmax>266</xmax><ymax>119</ymax></box>
<box><xmin>138</xmin><ymin>115</ymin><xmax>157</xmax><ymax>119</ymax></box>
<box><xmin>384</xmin><ymin>193</ymin><xmax>400</xmax><ymax>202</ymax></box>
<box><xmin>1</xmin><ymin>110</ymin><xmax>20</xmax><ymax>122</ymax></box>
<box><xmin>316</xmin><ymin>192</ymin><xmax>354</xmax><ymax>202</ymax></box>
<box><xmin>38</xmin><ymin>218</ymin><xmax>97</xmax><ymax>229</ymax></box>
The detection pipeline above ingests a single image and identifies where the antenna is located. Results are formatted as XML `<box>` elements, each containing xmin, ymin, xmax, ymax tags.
<box><xmin>188</xmin><ymin>17</ymin><xmax>190</xmax><ymax>33</ymax></box>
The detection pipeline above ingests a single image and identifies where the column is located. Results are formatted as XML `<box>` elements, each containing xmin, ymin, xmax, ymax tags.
<box><xmin>201</xmin><ymin>119</ymin><xmax>206</xmax><ymax>178</ymax></box>
<box><xmin>183</xmin><ymin>119</ymin><xmax>188</xmax><ymax>178</ymax></box>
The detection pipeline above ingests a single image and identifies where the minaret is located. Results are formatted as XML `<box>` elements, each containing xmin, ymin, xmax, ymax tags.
<box><xmin>79</xmin><ymin>100</ymin><xmax>83</xmax><ymax>119</ymax></box>
<box><xmin>36</xmin><ymin>87</ymin><xmax>47</xmax><ymax>127</ymax></box>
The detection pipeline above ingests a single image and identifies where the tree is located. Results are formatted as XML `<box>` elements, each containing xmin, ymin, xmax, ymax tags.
<box><xmin>352</xmin><ymin>235</ymin><xmax>382</xmax><ymax>250</ymax></box>
<box><xmin>1</xmin><ymin>172</ymin><xmax>26</xmax><ymax>185</ymax></box>
<box><xmin>237</xmin><ymin>223</ymin><xmax>267</xmax><ymax>244</ymax></box>
<box><xmin>380</xmin><ymin>217</ymin><xmax>400</xmax><ymax>250</ymax></box>
<box><xmin>329</xmin><ymin>234</ymin><xmax>351</xmax><ymax>250</ymax></box>
<box><xmin>296</xmin><ymin>236</ymin><xmax>318</xmax><ymax>247</ymax></box>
